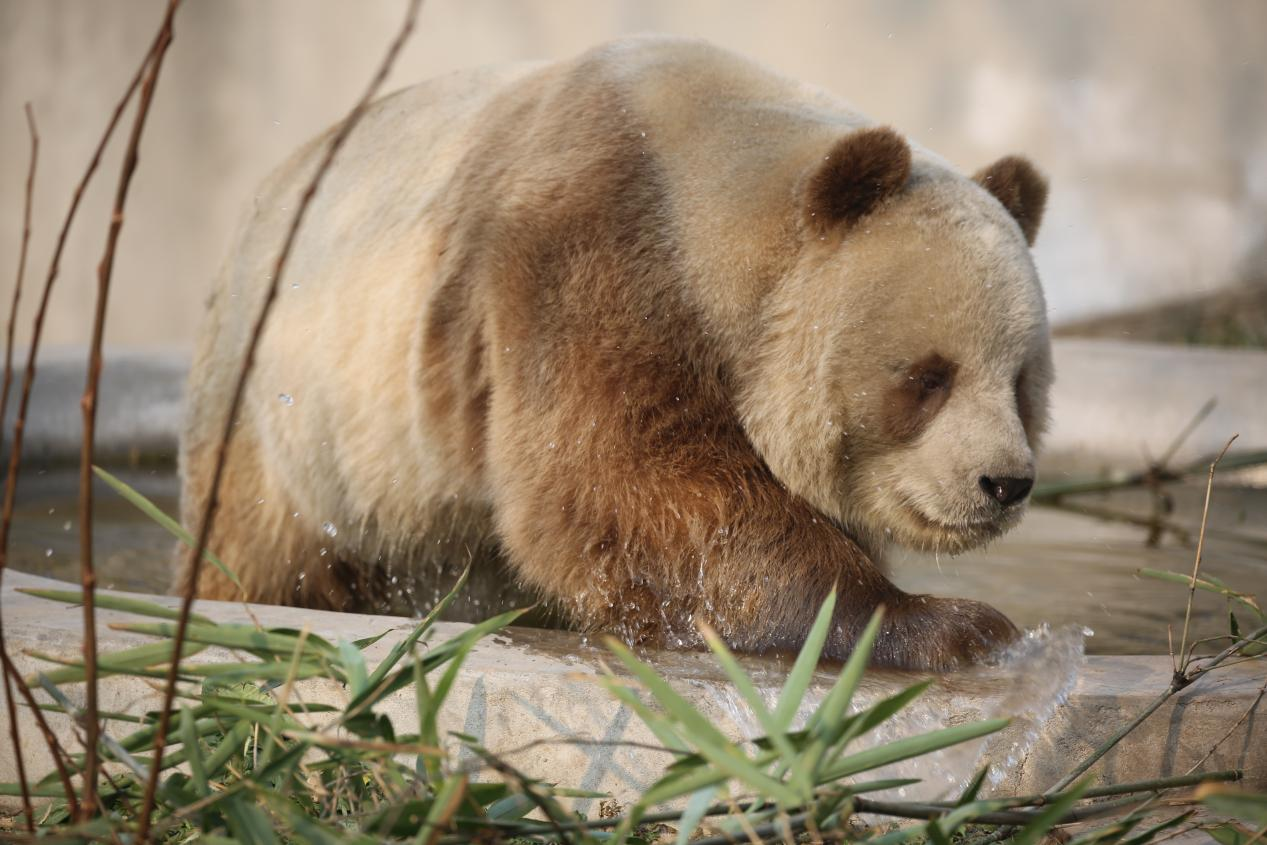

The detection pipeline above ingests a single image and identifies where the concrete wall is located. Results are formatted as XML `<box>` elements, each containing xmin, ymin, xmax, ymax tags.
<box><xmin>2</xmin><ymin>1</ymin><xmax>1266</xmax><ymax>351</ymax></box>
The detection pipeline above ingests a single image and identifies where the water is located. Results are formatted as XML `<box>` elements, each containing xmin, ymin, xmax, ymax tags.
<box><xmin>9</xmin><ymin>468</ymin><xmax>1266</xmax><ymax>655</ymax></box>
<box><xmin>702</xmin><ymin>625</ymin><xmax>1087</xmax><ymax>801</ymax></box>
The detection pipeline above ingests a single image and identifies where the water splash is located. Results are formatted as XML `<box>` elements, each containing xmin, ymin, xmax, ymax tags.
<box><xmin>702</xmin><ymin>624</ymin><xmax>1086</xmax><ymax>802</ymax></box>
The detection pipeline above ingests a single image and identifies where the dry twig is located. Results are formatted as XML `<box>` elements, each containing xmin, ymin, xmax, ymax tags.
<box><xmin>0</xmin><ymin>99</ymin><xmax>40</xmax><ymax>835</ymax></box>
<box><xmin>1177</xmin><ymin>435</ymin><xmax>1238</xmax><ymax>671</ymax></box>
<box><xmin>75</xmin><ymin>0</ymin><xmax>180</xmax><ymax>818</ymax></box>
<box><xmin>135</xmin><ymin>1</ymin><xmax>423</xmax><ymax>838</ymax></box>
<box><xmin>0</xmin><ymin>6</ymin><xmax>176</xmax><ymax>823</ymax></box>
<box><xmin>0</xmin><ymin>650</ymin><xmax>78</xmax><ymax>819</ymax></box>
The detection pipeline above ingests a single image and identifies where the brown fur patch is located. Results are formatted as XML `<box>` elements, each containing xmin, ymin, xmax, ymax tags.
<box><xmin>804</xmin><ymin>127</ymin><xmax>912</xmax><ymax>234</ymax></box>
<box><xmin>972</xmin><ymin>155</ymin><xmax>1049</xmax><ymax>245</ymax></box>
<box><xmin>882</xmin><ymin>353</ymin><xmax>958</xmax><ymax>443</ymax></box>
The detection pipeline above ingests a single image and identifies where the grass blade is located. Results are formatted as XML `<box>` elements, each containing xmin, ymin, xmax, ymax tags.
<box><xmin>17</xmin><ymin>587</ymin><xmax>216</xmax><ymax>625</ymax></box>
<box><xmin>773</xmin><ymin>589</ymin><xmax>835</xmax><ymax>732</ymax></box>
<box><xmin>338</xmin><ymin>639</ymin><xmax>370</xmax><ymax>698</ymax></box>
<box><xmin>93</xmin><ymin>464</ymin><xmax>243</xmax><ymax>590</ymax></box>
<box><xmin>363</xmin><ymin>562</ymin><xmax>472</xmax><ymax>694</ymax></box>
<box><xmin>822</xmin><ymin>718</ymin><xmax>1009</xmax><ymax>782</ymax></box>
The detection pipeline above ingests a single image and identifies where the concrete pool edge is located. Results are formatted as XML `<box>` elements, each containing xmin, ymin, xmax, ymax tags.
<box><xmin>0</xmin><ymin>570</ymin><xmax>1262</xmax><ymax>810</ymax></box>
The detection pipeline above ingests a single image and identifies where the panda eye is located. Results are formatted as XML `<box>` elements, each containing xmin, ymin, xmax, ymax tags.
<box><xmin>918</xmin><ymin>370</ymin><xmax>948</xmax><ymax>395</ymax></box>
<box><xmin>886</xmin><ymin>353</ymin><xmax>958</xmax><ymax>441</ymax></box>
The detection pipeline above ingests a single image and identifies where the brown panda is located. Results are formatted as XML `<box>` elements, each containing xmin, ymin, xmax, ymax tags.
<box><xmin>180</xmin><ymin>36</ymin><xmax>1051</xmax><ymax>670</ymax></box>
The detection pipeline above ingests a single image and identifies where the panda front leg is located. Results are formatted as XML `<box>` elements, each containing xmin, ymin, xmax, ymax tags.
<box><xmin>486</xmin><ymin>398</ymin><xmax>1017</xmax><ymax>670</ymax></box>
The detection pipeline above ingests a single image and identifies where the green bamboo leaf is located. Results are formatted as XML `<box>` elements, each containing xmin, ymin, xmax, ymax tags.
<box><xmin>1201</xmin><ymin>789</ymin><xmax>1267</xmax><ymax>827</ymax></box>
<box><xmin>352</xmin><ymin>628</ymin><xmax>395</xmax><ymax>650</ymax></box>
<box><xmin>201</xmin><ymin>720</ymin><xmax>252</xmax><ymax>780</ymax></box>
<box><xmin>338</xmin><ymin>638</ymin><xmax>370</xmax><ymax>697</ymax></box>
<box><xmin>99</xmin><ymin>732</ymin><xmax>151</xmax><ymax>782</ymax></box>
<box><xmin>675</xmin><ymin>785</ymin><xmax>719</xmax><ymax>845</ymax></box>
<box><xmin>1116</xmin><ymin>811</ymin><xmax>1195</xmax><ymax>845</ymax></box>
<box><xmin>773</xmin><ymin>589</ymin><xmax>836</xmax><ymax>732</ymax></box>
<box><xmin>639</xmin><ymin>745</ymin><xmax>782</xmax><ymax>808</ymax></box>
<box><xmin>1137</xmin><ymin>568</ymin><xmax>1263</xmax><ymax>616</ymax></box>
<box><xmin>363</xmin><ymin>562</ymin><xmax>472</xmax><ymax>694</ymax></box>
<box><xmin>415</xmin><ymin>633</ymin><xmax>478</xmax><ymax>753</ymax></box>
<box><xmin>417</xmin><ymin>774</ymin><xmax>468</xmax><ymax>845</ymax></box>
<box><xmin>94</xmin><ymin>464</ymin><xmax>243</xmax><ymax>590</ymax></box>
<box><xmin>187</xmin><ymin>660</ymin><xmax>329</xmax><ymax>682</ymax></box>
<box><xmin>805</xmin><ymin>608</ymin><xmax>883</xmax><ymax>735</ymax></box>
<box><xmin>791</xmin><ymin>609</ymin><xmax>885</xmax><ymax>792</ymax></box>
<box><xmin>413</xmin><ymin>657</ymin><xmax>440</xmax><ymax>783</ymax></box>
<box><xmin>606</xmin><ymin>638</ymin><xmax>733</xmax><ymax>750</ymax></box>
<box><xmin>956</xmin><ymin>766</ymin><xmax>991</xmax><ymax>805</ymax></box>
<box><xmin>1205</xmin><ymin>823</ymin><xmax>1256</xmax><ymax>845</ymax></box>
<box><xmin>832</xmin><ymin>680</ymin><xmax>934</xmax><ymax>753</ymax></box>
<box><xmin>1011</xmin><ymin>776</ymin><xmax>1092</xmax><ymax>845</ymax></box>
<box><xmin>364</xmin><ymin>798</ymin><xmax>436</xmax><ymax>837</ymax></box>
<box><xmin>367</xmin><ymin>607</ymin><xmax>526</xmax><ymax>705</ymax></box>
<box><xmin>290</xmin><ymin>805</ymin><xmax>377</xmax><ymax>845</ymax></box>
<box><xmin>700</xmin><ymin>625</ymin><xmax>796</xmax><ymax>766</ymax></box>
<box><xmin>598</xmin><ymin>675</ymin><xmax>691</xmax><ymax>755</ymax></box>
<box><xmin>821</xmin><ymin>718</ymin><xmax>1009</xmax><ymax>782</ymax></box>
<box><xmin>17</xmin><ymin>587</ymin><xmax>216</xmax><ymax>625</ymax></box>
<box><xmin>844</xmin><ymin>777</ymin><xmax>921</xmax><ymax>794</ymax></box>
<box><xmin>0</xmin><ymin>781</ymin><xmax>85</xmax><ymax>798</ymax></box>
<box><xmin>113</xmin><ymin>621</ymin><xmax>335</xmax><ymax>658</ymax></box>
<box><xmin>27</xmin><ymin>638</ymin><xmax>206</xmax><ymax>685</ymax></box>
<box><xmin>487</xmin><ymin>792</ymin><xmax>537</xmax><ymax>821</ymax></box>
<box><xmin>224</xmin><ymin>793</ymin><xmax>282</xmax><ymax>845</ymax></box>
<box><xmin>866</xmin><ymin>823</ymin><xmax>945</xmax><ymax>845</ymax></box>
<box><xmin>179</xmin><ymin>706</ymin><xmax>210</xmax><ymax>797</ymax></box>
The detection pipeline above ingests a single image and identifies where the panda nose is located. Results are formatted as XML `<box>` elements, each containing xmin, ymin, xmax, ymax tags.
<box><xmin>979</xmin><ymin>475</ymin><xmax>1033</xmax><ymax>508</ymax></box>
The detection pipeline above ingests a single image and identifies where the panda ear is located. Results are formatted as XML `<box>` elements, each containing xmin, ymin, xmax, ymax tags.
<box><xmin>973</xmin><ymin>156</ymin><xmax>1048</xmax><ymax>245</ymax></box>
<box><xmin>804</xmin><ymin>126</ymin><xmax>912</xmax><ymax>235</ymax></box>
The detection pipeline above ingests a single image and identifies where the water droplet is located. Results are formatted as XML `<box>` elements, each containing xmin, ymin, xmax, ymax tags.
<box><xmin>278</xmin><ymin>393</ymin><xmax>294</xmax><ymax>406</ymax></box>
<box><xmin>322</xmin><ymin>521</ymin><xmax>338</xmax><ymax>537</ymax></box>
<box><xmin>62</xmin><ymin>521</ymin><xmax>72</xmax><ymax>532</ymax></box>
<box><xmin>44</xmin><ymin>548</ymin><xmax>53</xmax><ymax>558</ymax></box>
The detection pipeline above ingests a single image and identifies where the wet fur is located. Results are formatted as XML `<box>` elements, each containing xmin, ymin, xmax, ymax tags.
<box><xmin>180</xmin><ymin>37</ymin><xmax>1049</xmax><ymax>670</ymax></box>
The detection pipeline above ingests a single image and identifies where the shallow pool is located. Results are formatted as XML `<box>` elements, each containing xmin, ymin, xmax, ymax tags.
<box><xmin>9</xmin><ymin>467</ymin><xmax>1265</xmax><ymax>655</ymax></box>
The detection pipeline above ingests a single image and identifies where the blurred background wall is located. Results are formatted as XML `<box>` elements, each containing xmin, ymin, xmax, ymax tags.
<box><xmin>2</xmin><ymin>0</ymin><xmax>1265</xmax><ymax>351</ymax></box>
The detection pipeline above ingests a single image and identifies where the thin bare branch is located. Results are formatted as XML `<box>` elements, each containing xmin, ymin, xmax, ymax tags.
<box><xmin>0</xmin><ymin>1</ymin><xmax>164</xmax><ymax>574</ymax></box>
<box><xmin>1185</xmin><ymin>676</ymin><xmax>1267</xmax><ymax>776</ymax></box>
<box><xmin>0</xmin><ymin>650</ymin><xmax>78</xmax><ymax>818</ymax></box>
<box><xmin>135</xmin><ymin>1</ymin><xmax>423</xmax><ymax>838</ymax></box>
<box><xmin>0</xmin><ymin>103</ymin><xmax>37</xmax><ymax>456</ymax></box>
<box><xmin>1178</xmin><ymin>434</ymin><xmax>1238</xmax><ymax>672</ymax></box>
<box><xmin>75</xmin><ymin>0</ymin><xmax>179</xmax><ymax>819</ymax></box>
<box><xmin>0</xmin><ymin>99</ymin><xmax>40</xmax><ymax>836</ymax></box>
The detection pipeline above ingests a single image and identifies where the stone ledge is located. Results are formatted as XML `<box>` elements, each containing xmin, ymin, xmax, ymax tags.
<box><xmin>0</xmin><ymin>570</ymin><xmax>1262</xmax><ymax>814</ymax></box>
